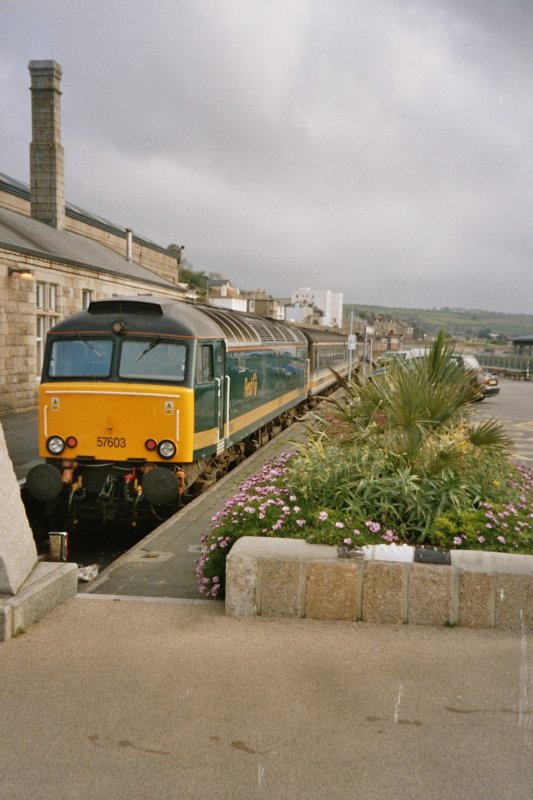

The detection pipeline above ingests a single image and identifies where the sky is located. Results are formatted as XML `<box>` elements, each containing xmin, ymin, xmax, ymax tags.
<box><xmin>2</xmin><ymin>0</ymin><xmax>533</xmax><ymax>313</ymax></box>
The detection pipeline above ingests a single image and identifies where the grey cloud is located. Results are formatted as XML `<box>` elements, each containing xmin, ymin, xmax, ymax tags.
<box><xmin>1</xmin><ymin>0</ymin><xmax>533</xmax><ymax>311</ymax></box>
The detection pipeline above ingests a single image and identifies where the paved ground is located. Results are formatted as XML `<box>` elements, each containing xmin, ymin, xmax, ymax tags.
<box><xmin>1</xmin><ymin>596</ymin><xmax>532</xmax><ymax>799</ymax></box>
<box><xmin>476</xmin><ymin>380</ymin><xmax>533</xmax><ymax>467</ymax></box>
<box><xmin>2</xmin><ymin>408</ymin><xmax>39</xmax><ymax>481</ymax></box>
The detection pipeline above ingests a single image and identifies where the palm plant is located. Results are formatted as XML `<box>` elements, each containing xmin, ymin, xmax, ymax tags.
<box><xmin>290</xmin><ymin>331</ymin><xmax>512</xmax><ymax>542</ymax></box>
<box><xmin>326</xmin><ymin>330</ymin><xmax>510</xmax><ymax>469</ymax></box>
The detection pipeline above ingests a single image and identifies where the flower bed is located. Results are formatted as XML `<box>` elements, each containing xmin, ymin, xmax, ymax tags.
<box><xmin>196</xmin><ymin>452</ymin><xmax>533</xmax><ymax>599</ymax></box>
<box><xmin>196</xmin><ymin>334</ymin><xmax>533</xmax><ymax>599</ymax></box>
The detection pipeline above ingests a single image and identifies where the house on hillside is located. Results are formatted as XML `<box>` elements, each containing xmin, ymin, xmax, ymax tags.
<box><xmin>206</xmin><ymin>278</ymin><xmax>247</xmax><ymax>312</ymax></box>
<box><xmin>0</xmin><ymin>61</ymin><xmax>187</xmax><ymax>414</ymax></box>
<box><xmin>244</xmin><ymin>290</ymin><xmax>285</xmax><ymax>321</ymax></box>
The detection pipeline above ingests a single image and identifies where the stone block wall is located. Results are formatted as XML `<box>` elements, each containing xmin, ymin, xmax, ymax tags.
<box><xmin>226</xmin><ymin>537</ymin><xmax>533</xmax><ymax>631</ymax></box>
<box><xmin>0</xmin><ymin>251</ymin><xmax>184</xmax><ymax>414</ymax></box>
<box><xmin>0</xmin><ymin>188</ymin><xmax>29</xmax><ymax>216</ymax></box>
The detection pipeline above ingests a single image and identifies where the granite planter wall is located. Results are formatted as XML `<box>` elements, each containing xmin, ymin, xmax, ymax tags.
<box><xmin>225</xmin><ymin>537</ymin><xmax>533</xmax><ymax>630</ymax></box>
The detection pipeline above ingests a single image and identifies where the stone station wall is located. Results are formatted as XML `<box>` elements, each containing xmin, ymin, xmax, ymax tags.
<box><xmin>225</xmin><ymin>537</ymin><xmax>533</xmax><ymax>631</ymax></box>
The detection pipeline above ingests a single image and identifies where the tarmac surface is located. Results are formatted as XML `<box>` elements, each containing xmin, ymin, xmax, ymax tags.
<box><xmin>2</xmin><ymin>408</ymin><xmax>39</xmax><ymax>482</ymax></box>
<box><xmin>2</xmin><ymin>596</ymin><xmax>533</xmax><ymax>800</ymax></box>
<box><xmin>1</xmin><ymin>387</ymin><xmax>533</xmax><ymax>797</ymax></box>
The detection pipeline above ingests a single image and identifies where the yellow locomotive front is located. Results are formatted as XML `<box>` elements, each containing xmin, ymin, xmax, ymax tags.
<box><xmin>25</xmin><ymin>302</ymin><xmax>197</xmax><ymax>525</ymax></box>
<box><xmin>39</xmin><ymin>381</ymin><xmax>194</xmax><ymax>467</ymax></box>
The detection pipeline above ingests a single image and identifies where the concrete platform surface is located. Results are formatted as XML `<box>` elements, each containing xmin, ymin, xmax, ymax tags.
<box><xmin>0</xmin><ymin>595</ymin><xmax>532</xmax><ymax>800</ymax></box>
<box><xmin>0</xmin><ymin>560</ymin><xmax>78</xmax><ymax>641</ymax></box>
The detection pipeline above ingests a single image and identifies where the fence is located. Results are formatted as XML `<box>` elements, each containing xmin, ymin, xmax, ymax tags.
<box><xmin>476</xmin><ymin>353</ymin><xmax>531</xmax><ymax>380</ymax></box>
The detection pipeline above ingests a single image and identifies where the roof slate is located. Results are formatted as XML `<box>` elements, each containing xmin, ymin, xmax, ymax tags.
<box><xmin>0</xmin><ymin>172</ymin><xmax>165</xmax><ymax>250</ymax></box>
<box><xmin>0</xmin><ymin>206</ymin><xmax>177</xmax><ymax>289</ymax></box>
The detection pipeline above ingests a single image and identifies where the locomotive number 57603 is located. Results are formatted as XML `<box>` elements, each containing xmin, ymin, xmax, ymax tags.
<box><xmin>96</xmin><ymin>437</ymin><xmax>127</xmax><ymax>448</ymax></box>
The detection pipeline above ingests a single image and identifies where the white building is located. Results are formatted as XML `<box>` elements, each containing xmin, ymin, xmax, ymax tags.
<box><xmin>289</xmin><ymin>288</ymin><xmax>344</xmax><ymax>328</ymax></box>
<box><xmin>284</xmin><ymin>306</ymin><xmax>312</xmax><ymax>324</ymax></box>
<box><xmin>207</xmin><ymin>278</ymin><xmax>247</xmax><ymax>313</ymax></box>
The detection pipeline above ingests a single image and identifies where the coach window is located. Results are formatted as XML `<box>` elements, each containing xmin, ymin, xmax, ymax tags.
<box><xmin>36</xmin><ymin>281</ymin><xmax>60</xmax><ymax>373</ymax></box>
<box><xmin>196</xmin><ymin>344</ymin><xmax>214</xmax><ymax>383</ymax></box>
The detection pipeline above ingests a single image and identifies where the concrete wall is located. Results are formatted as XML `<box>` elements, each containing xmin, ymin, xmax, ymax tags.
<box><xmin>226</xmin><ymin>537</ymin><xmax>533</xmax><ymax>630</ymax></box>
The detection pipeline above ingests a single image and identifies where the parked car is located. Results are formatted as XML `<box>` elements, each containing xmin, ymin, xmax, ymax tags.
<box><xmin>372</xmin><ymin>350</ymin><xmax>500</xmax><ymax>400</ymax></box>
<box><xmin>479</xmin><ymin>370</ymin><xmax>500</xmax><ymax>399</ymax></box>
<box><xmin>455</xmin><ymin>355</ymin><xmax>500</xmax><ymax>400</ymax></box>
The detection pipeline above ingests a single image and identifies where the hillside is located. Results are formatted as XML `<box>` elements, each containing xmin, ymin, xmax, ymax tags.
<box><xmin>346</xmin><ymin>304</ymin><xmax>533</xmax><ymax>338</ymax></box>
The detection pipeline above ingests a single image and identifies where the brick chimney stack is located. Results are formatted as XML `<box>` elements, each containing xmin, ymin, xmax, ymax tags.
<box><xmin>28</xmin><ymin>60</ymin><xmax>65</xmax><ymax>230</ymax></box>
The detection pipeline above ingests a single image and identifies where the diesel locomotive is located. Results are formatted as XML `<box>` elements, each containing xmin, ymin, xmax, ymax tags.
<box><xmin>24</xmin><ymin>296</ymin><xmax>349</xmax><ymax>525</ymax></box>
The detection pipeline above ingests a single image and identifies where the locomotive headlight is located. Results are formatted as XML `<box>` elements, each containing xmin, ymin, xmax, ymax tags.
<box><xmin>157</xmin><ymin>439</ymin><xmax>176</xmax><ymax>459</ymax></box>
<box><xmin>112</xmin><ymin>320</ymin><xmax>126</xmax><ymax>334</ymax></box>
<box><xmin>46</xmin><ymin>436</ymin><xmax>65</xmax><ymax>455</ymax></box>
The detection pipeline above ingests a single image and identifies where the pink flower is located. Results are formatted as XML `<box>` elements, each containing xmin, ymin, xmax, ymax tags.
<box><xmin>365</xmin><ymin>521</ymin><xmax>381</xmax><ymax>533</ymax></box>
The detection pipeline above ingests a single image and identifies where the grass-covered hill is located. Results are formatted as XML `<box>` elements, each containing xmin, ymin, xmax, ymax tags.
<box><xmin>346</xmin><ymin>304</ymin><xmax>533</xmax><ymax>338</ymax></box>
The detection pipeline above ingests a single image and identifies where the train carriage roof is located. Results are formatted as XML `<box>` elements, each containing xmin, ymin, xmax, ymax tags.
<box><xmin>297</xmin><ymin>326</ymin><xmax>348</xmax><ymax>344</ymax></box>
<box><xmin>50</xmin><ymin>296</ymin><xmax>309</xmax><ymax>348</ymax></box>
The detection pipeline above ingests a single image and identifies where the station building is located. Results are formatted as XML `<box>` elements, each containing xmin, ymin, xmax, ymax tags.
<box><xmin>0</xmin><ymin>61</ymin><xmax>187</xmax><ymax>414</ymax></box>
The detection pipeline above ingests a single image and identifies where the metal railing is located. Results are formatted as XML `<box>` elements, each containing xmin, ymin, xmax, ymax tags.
<box><xmin>476</xmin><ymin>354</ymin><xmax>531</xmax><ymax>379</ymax></box>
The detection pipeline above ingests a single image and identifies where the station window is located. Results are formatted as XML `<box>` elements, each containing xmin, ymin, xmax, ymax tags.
<box><xmin>36</xmin><ymin>281</ymin><xmax>60</xmax><ymax>372</ymax></box>
<box><xmin>82</xmin><ymin>289</ymin><xmax>93</xmax><ymax>309</ymax></box>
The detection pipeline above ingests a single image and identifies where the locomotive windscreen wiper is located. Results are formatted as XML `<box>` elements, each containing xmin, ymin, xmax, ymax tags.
<box><xmin>76</xmin><ymin>332</ymin><xmax>103</xmax><ymax>357</ymax></box>
<box><xmin>135</xmin><ymin>337</ymin><xmax>161</xmax><ymax>362</ymax></box>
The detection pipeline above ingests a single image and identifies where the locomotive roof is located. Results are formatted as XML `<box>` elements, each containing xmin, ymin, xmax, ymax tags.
<box><xmin>50</xmin><ymin>296</ymin><xmax>309</xmax><ymax>347</ymax></box>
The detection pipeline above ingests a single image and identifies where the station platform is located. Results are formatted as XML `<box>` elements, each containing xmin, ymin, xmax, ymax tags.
<box><xmin>81</xmin><ymin>419</ymin><xmax>308</xmax><ymax>601</ymax></box>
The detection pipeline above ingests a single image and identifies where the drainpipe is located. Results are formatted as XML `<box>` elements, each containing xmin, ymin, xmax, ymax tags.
<box><xmin>126</xmin><ymin>229</ymin><xmax>133</xmax><ymax>262</ymax></box>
